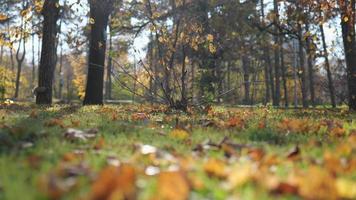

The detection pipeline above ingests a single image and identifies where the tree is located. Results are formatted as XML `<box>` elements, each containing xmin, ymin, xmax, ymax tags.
<box><xmin>36</xmin><ymin>0</ymin><xmax>60</xmax><ymax>104</ymax></box>
<box><xmin>338</xmin><ymin>0</ymin><xmax>356</xmax><ymax>110</ymax></box>
<box><xmin>83</xmin><ymin>0</ymin><xmax>114</xmax><ymax>105</ymax></box>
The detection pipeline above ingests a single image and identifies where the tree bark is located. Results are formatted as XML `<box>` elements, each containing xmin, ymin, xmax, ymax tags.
<box><xmin>105</xmin><ymin>23</ymin><xmax>113</xmax><ymax>100</ymax></box>
<box><xmin>298</xmin><ymin>23</ymin><xmax>309</xmax><ymax>108</ymax></box>
<box><xmin>242</xmin><ymin>53</ymin><xmax>250</xmax><ymax>105</ymax></box>
<box><xmin>305</xmin><ymin>22</ymin><xmax>316</xmax><ymax>107</ymax></box>
<box><xmin>339</xmin><ymin>0</ymin><xmax>356</xmax><ymax>110</ymax></box>
<box><xmin>36</xmin><ymin>0</ymin><xmax>60</xmax><ymax>104</ymax></box>
<box><xmin>273</xmin><ymin>0</ymin><xmax>281</xmax><ymax>106</ymax></box>
<box><xmin>14</xmin><ymin>17</ymin><xmax>26</xmax><ymax>99</ymax></box>
<box><xmin>83</xmin><ymin>0</ymin><xmax>114</xmax><ymax>105</ymax></box>
<box><xmin>280</xmin><ymin>35</ymin><xmax>288</xmax><ymax>107</ymax></box>
<box><xmin>320</xmin><ymin>23</ymin><xmax>336</xmax><ymax>108</ymax></box>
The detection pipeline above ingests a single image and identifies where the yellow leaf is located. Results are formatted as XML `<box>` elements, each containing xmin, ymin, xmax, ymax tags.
<box><xmin>336</xmin><ymin>178</ymin><xmax>356</xmax><ymax>199</ymax></box>
<box><xmin>344</xmin><ymin>16</ymin><xmax>349</xmax><ymax>23</ymax></box>
<box><xmin>169</xmin><ymin>129</ymin><xmax>189</xmax><ymax>140</ymax></box>
<box><xmin>203</xmin><ymin>158</ymin><xmax>227</xmax><ymax>179</ymax></box>
<box><xmin>89</xmin><ymin>18</ymin><xmax>95</xmax><ymax>25</ymax></box>
<box><xmin>206</xmin><ymin>34</ymin><xmax>214</xmax><ymax>42</ymax></box>
<box><xmin>208</xmin><ymin>43</ymin><xmax>216</xmax><ymax>54</ymax></box>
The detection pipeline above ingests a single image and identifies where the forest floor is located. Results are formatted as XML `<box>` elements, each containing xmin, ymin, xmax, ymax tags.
<box><xmin>0</xmin><ymin>102</ymin><xmax>356</xmax><ymax>200</ymax></box>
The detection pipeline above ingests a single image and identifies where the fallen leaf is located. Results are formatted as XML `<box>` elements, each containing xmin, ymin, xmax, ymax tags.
<box><xmin>64</xmin><ymin>128</ymin><xmax>98</xmax><ymax>141</ymax></box>
<box><xmin>155</xmin><ymin>171</ymin><xmax>190</xmax><ymax>200</ymax></box>
<box><xmin>169</xmin><ymin>129</ymin><xmax>190</xmax><ymax>140</ymax></box>
<box><xmin>90</xmin><ymin>164</ymin><xmax>136</xmax><ymax>200</ymax></box>
<box><xmin>203</xmin><ymin>158</ymin><xmax>227</xmax><ymax>179</ymax></box>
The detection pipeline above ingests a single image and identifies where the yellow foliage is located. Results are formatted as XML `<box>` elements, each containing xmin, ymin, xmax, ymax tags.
<box><xmin>0</xmin><ymin>66</ymin><xmax>17</xmax><ymax>98</ymax></box>
<box><xmin>69</xmin><ymin>55</ymin><xmax>86</xmax><ymax>99</ymax></box>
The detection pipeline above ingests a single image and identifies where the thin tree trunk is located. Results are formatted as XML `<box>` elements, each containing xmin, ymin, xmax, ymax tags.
<box><xmin>298</xmin><ymin>23</ymin><xmax>309</xmax><ymax>108</ymax></box>
<box><xmin>58</xmin><ymin>44</ymin><xmax>63</xmax><ymax>100</ymax></box>
<box><xmin>320</xmin><ymin>23</ymin><xmax>336</xmax><ymax>107</ymax></box>
<box><xmin>31</xmin><ymin>27</ymin><xmax>36</xmax><ymax>90</ymax></box>
<box><xmin>280</xmin><ymin>35</ymin><xmax>288</xmax><ymax>107</ymax></box>
<box><xmin>273</xmin><ymin>0</ymin><xmax>281</xmax><ymax>106</ymax></box>
<box><xmin>105</xmin><ymin>24</ymin><xmax>113</xmax><ymax>100</ymax></box>
<box><xmin>36</xmin><ymin>0</ymin><xmax>60</xmax><ymax>104</ymax></box>
<box><xmin>14</xmin><ymin>16</ymin><xmax>26</xmax><ymax>99</ymax></box>
<box><xmin>0</xmin><ymin>45</ymin><xmax>3</xmax><ymax>65</ymax></box>
<box><xmin>242</xmin><ymin>53</ymin><xmax>250</xmax><ymax>105</ymax></box>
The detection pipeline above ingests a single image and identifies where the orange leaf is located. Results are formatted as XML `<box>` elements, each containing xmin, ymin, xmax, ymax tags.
<box><xmin>155</xmin><ymin>171</ymin><xmax>190</xmax><ymax>200</ymax></box>
<box><xmin>91</xmin><ymin>164</ymin><xmax>136</xmax><ymax>200</ymax></box>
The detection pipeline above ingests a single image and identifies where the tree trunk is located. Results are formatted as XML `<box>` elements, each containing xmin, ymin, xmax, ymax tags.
<box><xmin>36</xmin><ymin>0</ymin><xmax>60</xmax><ymax>104</ymax></box>
<box><xmin>58</xmin><ymin>45</ymin><xmax>63</xmax><ymax>100</ymax></box>
<box><xmin>14</xmin><ymin>17</ymin><xmax>26</xmax><ymax>99</ymax></box>
<box><xmin>83</xmin><ymin>0</ymin><xmax>114</xmax><ymax>105</ymax></box>
<box><xmin>280</xmin><ymin>35</ymin><xmax>288</xmax><ymax>107</ymax></box>
<box><xmin>273</xmin><ymin>0</ymin><xmax>281</xmax><ymax>106</ymax></box>
<box><xmin>305</xmin><ymin>22</ymin><xmax>316</xmax><ymax>107</ymax></box>
<box><xmin>320</xmin><ymin>23</ymin><xmax>336</xmax><ymax>108</ymax></box>
<box><xmin>242</xmin><ymin>54</ymin><xmax>250</xmax><ymax>105</ymax></box>
<box><xmin>105</xmin><ymin>23</ymin><xmax>113</xmax><ymax>100</ymax></box>
<box><xmin>298</xmin><ymin>23</ymin><xmax>309</xmax><ymax>108</ymax></box>
<box><xmin>339</xmin><ymin>0</ymin><xmax>356</xmax><ymax>110</ymax></box>
<box><xmin>31</xmin><ymin>27</ymin><xmax>36</xmax><ymax>91</ymax></box>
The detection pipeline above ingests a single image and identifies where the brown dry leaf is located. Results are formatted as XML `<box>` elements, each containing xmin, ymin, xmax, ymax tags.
<box><xmin>93</xmin><ymin>137</ymin><xmax>105</xmax><ymax>150</ymax></box>
<box><xmin>203</xmin><ymin>158</ymin><xmax>227</xmax><ymax>179</ymax></box>
<box><xmin>70</xmin><ymin>119</ymin><xmax>80</xmax><ymax>127</ymax></box>
<box><xmin>45</xmin><ymin>119</ymin><xmax>65</xmax><ymax>128</ymax></box>
<box><xmin>272</xmin><ymin>182</ymin><xmax>299</xmax><ymax>195</ymax></box>
<box><xmin>131</xmin><ymin>112</ymin><xmax>148</xmax><ymax>121</ymax></box>
<box><xmin>90</xmin><ymin>164</ymin><xmax>136</xmax><ymax>200</ymax></box>
<box><xmin>248</xmin><ymin>148</ymin><xmax>265</xmax><ymax>161</ymax></box>
<box><xmin>226</xmin><ymin>117</ymin><xmax>245</xmax><ymax>129</ymax></box>
<box><xmin>277</xmin><ymin>119</ymin><xmax>310</xmax><ymax>133</ymax></box>
<box><xmin>29</xmin><ymin>110</ymin><xmax>38</xmax><ymax>118</ymax></box>
<box><xmin>330</xmin><ymin>127</ymin><xmax>346</xmax><ymax>137</ymax></box>
<box><xmin>169</xmin><ymin>129</ymin><xmax>190</xmax><ymax>140</ymax></box>
<box><xmin>155</xmin><ymin>171</ymin><xmax>190</xmax><ymax>200</ymax></box>
<box><xmin>323</xmin><ymin>151</ymin><xmax>345</xmax><ymax>174</ymax></box>
<box><xmin>26</xmin><ymin>154</ymin><xmax>42</xmax><ymax>169</ymax></box>
<box><xmin>286</xmin><ymin>146</ymin><xmax>300</xmax><ymax>161</ymax></box>
<box><xmin>298</xmin><ymin>166</ymin><xmax>338</xmax><ymax>200</ymax></box>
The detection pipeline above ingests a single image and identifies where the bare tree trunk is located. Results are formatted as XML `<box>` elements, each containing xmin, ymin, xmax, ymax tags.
<box><xmin>293</xmin><ymin>40</ymin><xmax>299</xmax><ymax>108</ymax></box>
<box><xmin>280</xmin><ymin>35</ymin><xmax>288</xmax><ymax>107</ymax></box>
<box><xmin>260</xmin><ymin>0</ymin><xmax>271</xmax><ymax>105</ymax></box>
<box><xmin>339</xmin><ymin>0</ymin><xmax>356</xmax><ymax>110</ymax></box>
<box><xmin>83</xmin><ymin>0</ymin><xmax>114</xmax><ymax>105</ymax></box>
<box><xmin>298</xmin><ymin>23</ymin><xmax>309</xmax><ymax>108</ymax></box>
<box><xmin>320</xmin><ymin>23</ymin><xmax>336</xmax><ymax>108</ymax></box>
<box><xmin>36</xmin><ymin>0</ymin><xmax>60</xmax><ymax>104</ymax></box>
<box><xmin>31</xmin><ymin>26</ymin><xmax>36</xmax><ymax>91</ymax></box>
<box><xmin>0</xmin><ymin>45</ymin><xmax>3</xmax><ymax>65</ymax></box>
<box><xmin>242</xmin><ymin>54</ymin><xmax>250</xmax><ymax>105</ymax></box>
<box><xmin>180</xmin><ymin>44</ymin><xmax>187</xmax><ymax>108</ymax></box>
<box><xmin>14</xmin><ymin>15</ymin><xmax>26</xmax><ymax>99</ymax></box>
<box><xmin>105</xmin><ymin>24</ymin><xmax>113</xmax><ymax>100</ymax></box>
<box><xmin>305</xmin><ymin>22</ymin><xmax>316</xmax><ymax>107</ymax></box>
<box><xmin>58</xmin><ymin>44</ymin><xmax>63</xmax><ymax>100</ymax></box>
<box><xmin>273</xmin><ymin>0</ymin><xmax>281</xmax><ymax>106</ymax></box>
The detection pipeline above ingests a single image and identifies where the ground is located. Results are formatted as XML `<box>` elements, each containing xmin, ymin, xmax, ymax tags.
<box><xmin>0</xmin><ymin>103</ymin><xmax>355</xmax><ymax>200</ymax></box>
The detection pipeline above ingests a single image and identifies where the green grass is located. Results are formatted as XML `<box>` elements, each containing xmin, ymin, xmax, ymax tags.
<box><xmin>0</xmin><ymin>104</ymin><xmax>355</xmax><ymax>200</ymax></box>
